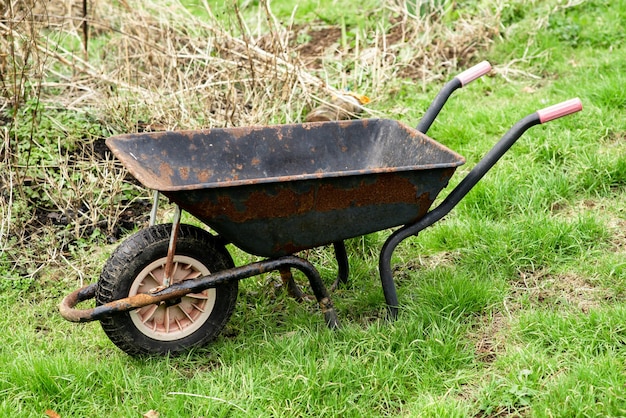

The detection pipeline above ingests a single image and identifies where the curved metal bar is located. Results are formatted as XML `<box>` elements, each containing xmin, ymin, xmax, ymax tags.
<box><xmin>60</xmin><ymin>255</ymin><xmax>339</xmax><ymax>328</ymax></box>
<box><xmin>59</xmin><ymin>283</ymin><xmax>98</xmax><ymax>322</ymax></box>
<box><xmin>381</xmin><ymin>114</ymin><xmax>541</xmax><ymax>319</ymax></box>
<box><xmin>416</xmin><ymin>78</ymin><xmax>462</xmax><ymax>134</ymax></box>
<box><xmin>417</xmin><ymin>62</ymin><xmax>492</xmax><ymax>134</ymax></box>
<box><xmin>284</xmin><ymin>256</ymin><xmax>340</xmax><ymax>328</ymax></box>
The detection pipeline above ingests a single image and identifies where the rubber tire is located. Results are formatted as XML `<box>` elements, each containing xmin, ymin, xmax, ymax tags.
<box><xmin>96</xmin><ymin>224</ymin><xmax>238</xmax><ymax>357</ymax></box>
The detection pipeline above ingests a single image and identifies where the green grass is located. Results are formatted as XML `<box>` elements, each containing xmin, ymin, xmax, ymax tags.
<box><xmin>2</xmin><ymin>0</ymin><xmax>626</xmax><ymax>416</ymax></box>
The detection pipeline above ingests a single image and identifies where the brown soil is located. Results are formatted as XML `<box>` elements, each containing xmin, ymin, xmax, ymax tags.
<box><xmin>293</xmin><ymin>25</ymin><xmax>342</xmax><ymax>68</ymax></box>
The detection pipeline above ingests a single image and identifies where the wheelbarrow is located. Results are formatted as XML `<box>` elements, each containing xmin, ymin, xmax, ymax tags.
<box><xmin>60</xmin><ymin>61</ymin><xmax>582</xmax><ymax>356</ymax></box>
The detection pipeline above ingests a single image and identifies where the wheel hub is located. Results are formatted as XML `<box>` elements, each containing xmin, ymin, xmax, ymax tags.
<box><xmin>129</xmin><ymin>255</ymin><xmax>217</xmax><ymax>341</ymax></box>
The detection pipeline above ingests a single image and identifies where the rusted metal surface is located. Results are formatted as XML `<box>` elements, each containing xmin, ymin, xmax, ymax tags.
<box><xmin>59</xmin><ymin>256</ymin><xmax>339</xmax><ymax>328</ymax></box>
<box><xmin>166</xmin><ymin>169</ymin><xmax>456</xmax><ymax>256</ymax></box>
<box><xmin>107</xmin><ymin>118</ymin><xmax>464</xmax><ymax>257</ymax></box>
<box><xmin>59</xmin><ymin>283</ymin><xmax>98</xmax><ymax>322</ymax></box>
<box><xmin>107</xmin><ymin>119</ymin><xmax>464</xmax><ymax>191</ymax></box>
<box><xmin>162</xmin><ymin>206</ymin><xmax>181</xmax><ymax>287</ymax></box>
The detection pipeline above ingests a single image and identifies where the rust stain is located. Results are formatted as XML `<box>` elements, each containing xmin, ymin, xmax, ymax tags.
<box><xmin>179</xmin><ymin>167</ymin><xmax>189</xmax><ymax>180</ymax></box>
<box><xmin>190</xmin><ymin>195</ymin><xmax>239</xmax><ymax>221</ymax></box>
<box><xmin>227</xmin><ymin>125</ymin><xmax>257</xmax><ymax>140</ymax></box>
<box><xmin>315</xmin><ymin>175</ymin><xmax>418</xmax><ymax>212</ymax></box>
<box><xmin>158</xmin><ymin>162</ymin><xmax>175</xmax><ymax>185</ymax></box>
<box><xmin>184</xmin><ymin>187</ymin><xmax>313</xmax><ymax>224</ymax></box>
<box><xmin>205</xmin><ymin>189</ymin><xmax>311</xmax><ymax>222</ymax></box>
<box><xmin>196</xmin><ymin>169</ymin><xmax>213</xmax><ymax>184</ymax></box>
<box><xmin>439</xmin><ymin>168</ymin><xmax>456</xmax><ymax>182</ymax></box>
<box><xmin>185</xmin><ymin>174</ymin><xmax>426</xmax><ymax>224</ymax></box>
<box><xmin>276</xmin><ymin>241</ymin><xmax>300</xmax><ymax>256</ymax></box>
<box><xmin>244</xmin><ymin>188</ymin><xmax>315</xmax><ymax>219</ymax></box>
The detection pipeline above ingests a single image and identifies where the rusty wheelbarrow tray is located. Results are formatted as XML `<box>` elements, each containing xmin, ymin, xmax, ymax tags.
<box><xmin>106</xmin><ymin>118</ymin><xmax>465</xmax><ymax>257</ymax></box>
<box><xmin>60</xmin><ymin>61</ymin><xmax>583</xmax><ymax>357</ymax></box>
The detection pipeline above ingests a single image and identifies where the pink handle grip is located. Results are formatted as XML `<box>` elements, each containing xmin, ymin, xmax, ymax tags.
<box><xmin>537</xmin><ymin>98</ymin><xmax>583</xmax><ymax>123</ymax></box>
<box><xmin>455</xmin><ymin>61</ymin><xmax>492</xmax><ymax>86</ymax></box>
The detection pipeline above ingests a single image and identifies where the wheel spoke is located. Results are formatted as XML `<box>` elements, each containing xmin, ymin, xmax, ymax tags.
<box><xmin>186</xmin><ymin>271</ymin><xmax>202</xmax><ymax>280</ymax></box>
<box><xmin>164</xmin><ymin>307</ymin><xmax>170</xmax><ymax>333</ymax></box>
<box><xmin>178</xmin><ymin>305</ymin><xmax>195</xmax><ymax>322</ymax></box>
<box><xmin>139</xmin><ymin>304</ymin><xmax>159</xmax><ymax>324</ymax></box>
<box><xmin>187</xmin><ymin>292</ymin><xmax>210</xmax><ymax>300</ymax></box>
<box><xmin>173</xmin><ymin>263</ymin><xmax>202</xmax><ymax>283</ymax></box>
<box><xmin>191</xmin><ymin>302</ymin><xmax>205</xmax><ymax>313</ymax></box>
<box><xmin>148</xmin><ymin>271</ymin><xmax>161</xmax><ymax>285</ymax></box>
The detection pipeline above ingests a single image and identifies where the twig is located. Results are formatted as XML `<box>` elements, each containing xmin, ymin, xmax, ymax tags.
<box><xmin>34</xmin><ymin>39</ymin><xmax>154</xmax><ymax>97</ymax></box>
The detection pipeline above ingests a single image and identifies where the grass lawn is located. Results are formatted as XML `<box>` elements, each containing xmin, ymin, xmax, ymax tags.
<box><xmin>1</xmin><ymin>0</ymin><xmax>625</xmax><ymax>416</ymax></box>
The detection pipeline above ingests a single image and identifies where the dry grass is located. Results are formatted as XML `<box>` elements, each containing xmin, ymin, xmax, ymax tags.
<box><xmin>0</xmin><ymin>0</ymin><xmax>503</xmax><ymax>275</ymax></box>
<box><xmin>2</xmin><ymin>0</ymin><xmax>502</xmax><ymax>125</ymax></box>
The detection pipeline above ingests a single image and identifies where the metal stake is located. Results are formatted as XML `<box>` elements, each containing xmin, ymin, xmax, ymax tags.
<box><xmin>149</xmin><ymin>190</ymin><xmax>159</xmax><ymax>226</ymax></box>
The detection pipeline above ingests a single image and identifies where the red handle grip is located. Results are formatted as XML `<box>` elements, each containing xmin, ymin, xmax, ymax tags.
<box><xmin>455</xmin><ymin>61</ymin><xmax>492</xmax><ymax>87</ymax></box>
<box><xmin>537</xmin><ymin>98</ymin><xmax>583</xmax><ymax>123</ymax></box>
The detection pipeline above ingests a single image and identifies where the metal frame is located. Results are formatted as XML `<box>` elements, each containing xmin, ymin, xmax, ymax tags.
<box><xmin>379</xmin><ymin>114</ymin><xmax>542</xmax><ymax>318</ymax></box>
<box><xmin>61</xmin><ymin>254</ymin><xmax>340</xmax><ymax>328</ymax></box>
<box><xmin>59</xmin><ymin>60</ymin><xmax>582</xmax><ymax>335</ymax></box>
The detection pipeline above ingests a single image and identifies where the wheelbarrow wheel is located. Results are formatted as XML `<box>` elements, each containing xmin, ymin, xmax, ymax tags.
<box><xmin>96</xmin><ymin>224</ymin><xmax>238</xmax><ymax>357</ymax></box>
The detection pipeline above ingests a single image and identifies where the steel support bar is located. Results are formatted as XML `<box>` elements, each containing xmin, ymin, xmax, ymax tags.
<box><xmin>163</xmin><ymin>205</ymin><xmax>182</xmax><ymax>287</ymax></box>
<box><xmin>60</xmin><ymin>256</ymin><xmax>339</xmax><ymax>328</ymax></box>
<box><xmin>380</xmin><ymin>114</ymin><xmax>541</xmax><ymax>319</ymax></box>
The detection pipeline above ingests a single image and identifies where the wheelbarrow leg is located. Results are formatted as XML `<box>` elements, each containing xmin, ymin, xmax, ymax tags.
<box><xmin>330</xmin><ymin>241</ymin><xmax>349</xmax><ymax>291</ymax></box>
<box><xmin>278</xmin><ymin>268</ymin><xmax>308</xmax><ymax>301</ymax></box>
<box><xmin>379</xmin><ymin>219</ymin><xmax>432</xmax><ymax>320</ymax></box>
<box><xmin>278</xmin><ymin>241</ymin><xmax>348</xmax><ymax>298</ymax></box>
<box><xmin>282</xmin><ymin>257</ymin><xmax>340</xmax><ymax>329</ymax></box>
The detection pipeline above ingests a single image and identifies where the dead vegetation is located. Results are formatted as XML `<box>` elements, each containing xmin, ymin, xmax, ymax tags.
<box><xmin>2</xmin><ymin>0</ymin><xmax>503</xmax><ymax>125</ymax></box>
<box><xmin>0</xmin><ymin>0</ymin><xmax>503</xmax><ymax>276</ymax></box>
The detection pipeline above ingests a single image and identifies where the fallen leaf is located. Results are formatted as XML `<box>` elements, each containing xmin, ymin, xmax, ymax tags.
<box><xmin>143</xmin><ymin>410</ymin><xmax>159</xmax><ymax>418</ymax></box>
<box><xmin>45</xmin><ymin>410</ymin><xmax>61</xmax><ymax>418</ymax></box>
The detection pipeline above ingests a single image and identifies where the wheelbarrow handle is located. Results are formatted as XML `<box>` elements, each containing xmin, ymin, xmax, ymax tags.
<box><xmin>537</xmin><ymin>98</ymin><xmax>583</xmax><ymax>123</ymax></box>
<box><xmin>420</xmin><ymin>97</ymin><xmax>582</xmax><ymax>227</ymax></box>
<box><xmin>455</xmin><ymin>61</ymin><xmax>493</xmax><ymax>86</ymax></box>
<box><xmin>381</xmin><ymin>97</ymin><xmax>582</xmax><ymax>319</ymax></box>
<box><xmin>417</xmin><ymin>61</ymin><xmax>492</xmax><ymax>134</ymax></box>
